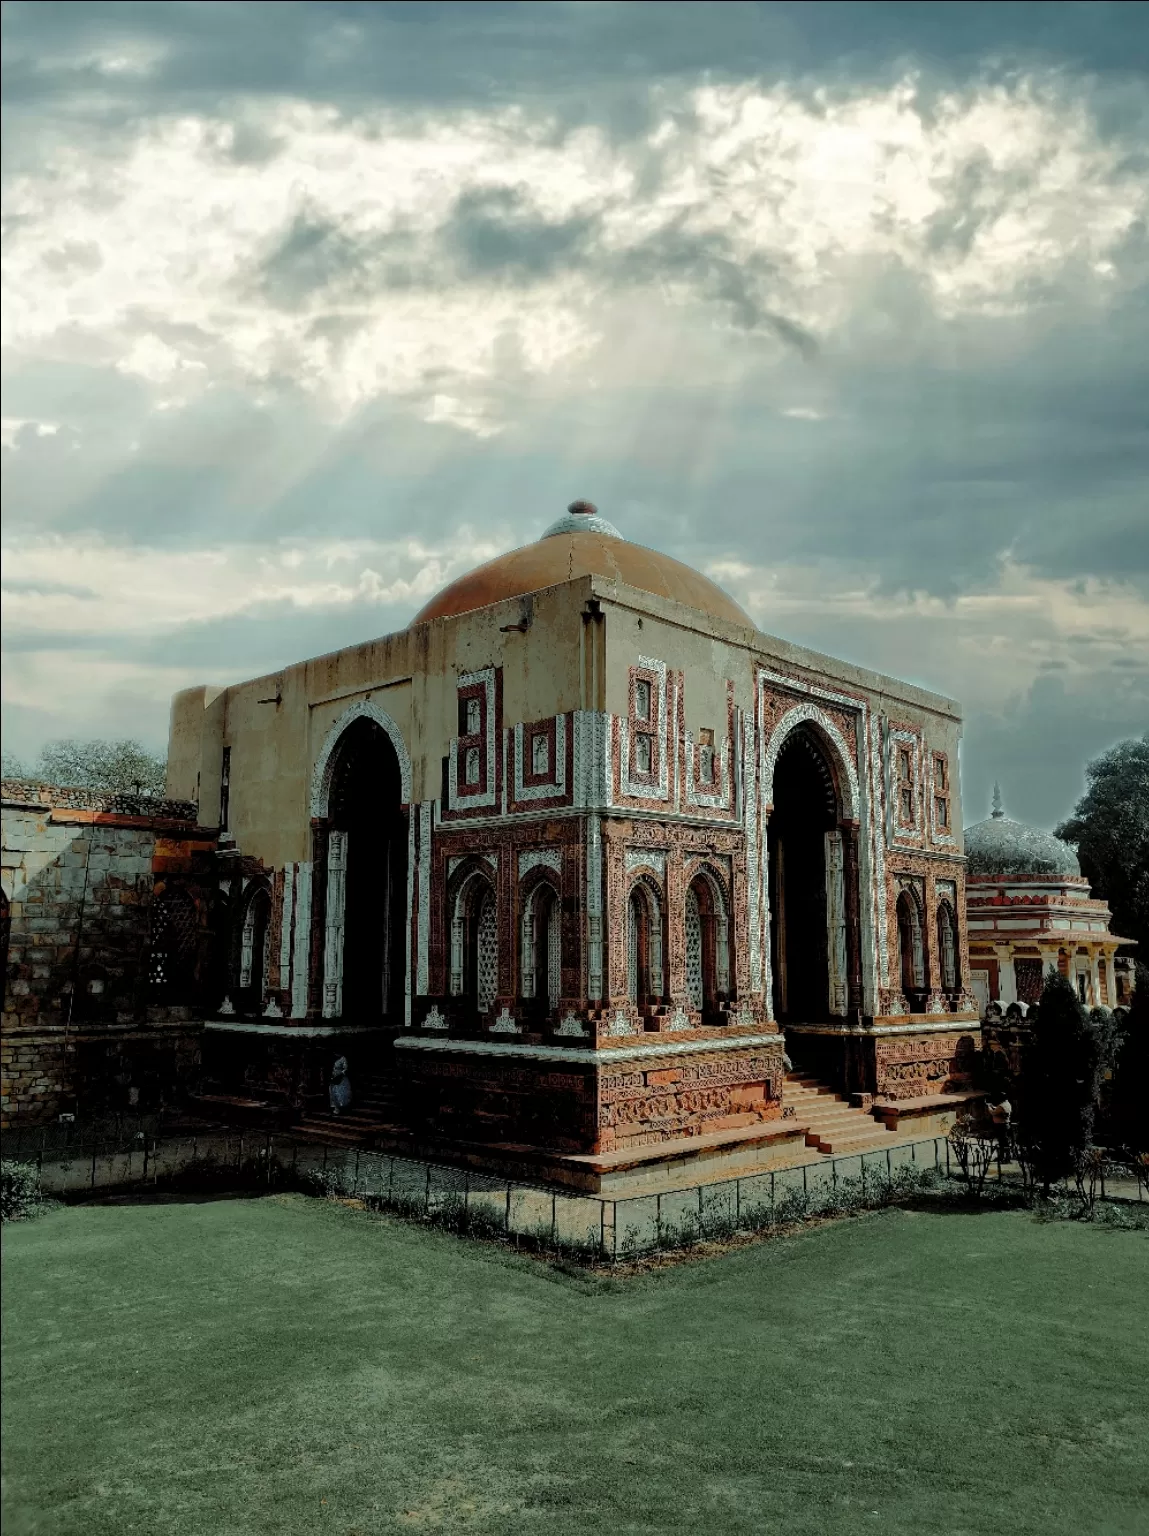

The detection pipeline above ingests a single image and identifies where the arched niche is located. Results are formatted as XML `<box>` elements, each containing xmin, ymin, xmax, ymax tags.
<box><xmin>449</xmin><ymin>863</ymin><xmax>499</xmax><ymax>1016</ymax></box>
<box><xmin>685</xmin><ymin>864</ymin><xmax>731</xmax><ymax>1015</ymax></box>
<box><xmin>520</xmin><ymin>876</ymin><xmax>562</xmax><ymax>1017</ymax></box>
<box><xmin>238</xmin><ymin>883</ymin><xmax>272</xmax><ymax>1009</ymax></box>
<box><xmin>627</xmin><ymin>876</ymin><xmax>665</xmax><ymax>1009</ymax></box>
<box><xmin>896</xmin><ymin>886</ymin><xmax>926</xmax><ymax>1010</ymax></box>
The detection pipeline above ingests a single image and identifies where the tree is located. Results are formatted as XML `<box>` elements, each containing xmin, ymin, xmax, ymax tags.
<box><xmin>1055</xmin><ymin>733</ymin><xmax>1149</xmax><ymax>954</ymax></box>
<box><xmin>1020</xmin><ymin>970</ymin><xmax>1112</xmax><ymax>1195</ymax></box>
<box><xmin>1</xmin><ymin>739</ymin><xmax>167</xmax><ymax>796</ymax></box>
<box><xmin>1105</xmin><ymin>962</ymin><xmax>1149</xmax><ymax>1183</ymax></box>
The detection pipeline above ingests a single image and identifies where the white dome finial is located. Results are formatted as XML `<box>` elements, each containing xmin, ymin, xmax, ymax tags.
<box><xmin>992</xmin><ymin>782</ymin><xmax>1004</xmax><ymax>819</ymax></box>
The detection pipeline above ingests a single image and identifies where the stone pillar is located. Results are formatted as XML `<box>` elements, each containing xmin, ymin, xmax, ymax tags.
<box><xmin>997</xmin><ymin>949</ymin><xmax>1017</xmax><ymax>1006</ymax></box>
<box><xmin>495</xmin><ymin>847</ymin><xmax>516</xmax><ymax>1019</ymax></box>
<box><xmin>306</xmin><ymin>819</ymin><xmax>329</xmax><ymax>1019</ymax></box>
<box><xmin>841</xmin><ymin>822</ymin><xmax>863</xmax><ymax>1024</ymax></box>
<box><xmin>666</xmin><ymin>847</ymin><xmax>688</xmax><ymax>1008</ymax></box>
<box><xmin>322</xmin><ymin>829</ymin><xmax>348</xmax><ymax>1019</ymax></box>
<box><xmin>760</xmin><ymin>811</ymin><xmax>775</xmax><ymax>1022</ymax></box>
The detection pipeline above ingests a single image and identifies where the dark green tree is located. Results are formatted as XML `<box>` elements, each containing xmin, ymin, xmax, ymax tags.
<box><xmin>1105</xmin><ymin>962</ymin><xmax>1149</xmax><ymax>1170</ymax></box>
<box><xmin>1021</xmin><ymin>970</ymin><xmax>1112</xmax><ymax>1194</ymax></box>
<box><xmin>1056</xmin><ymin>733</ymin><xmax>1149</xmax><ymax>954</ymax></box>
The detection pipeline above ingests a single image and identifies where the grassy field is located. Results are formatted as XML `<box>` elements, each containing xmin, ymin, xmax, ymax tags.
<box><xmin>2</xmin><ymin>1194</ymin><xmax>1146</xmax><ymax>1536</ymax></box>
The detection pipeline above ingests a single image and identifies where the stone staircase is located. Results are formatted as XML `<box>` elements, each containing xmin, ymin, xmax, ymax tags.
<box><xmin>293</xmin><ymin>1073</ymin><xmax>405</xmax><ymax>1146</ymax></box>
<box><xmin>785</xmin><ymin>1072</ymin><xmax>897</xmax><ymax>1156</ymax></box>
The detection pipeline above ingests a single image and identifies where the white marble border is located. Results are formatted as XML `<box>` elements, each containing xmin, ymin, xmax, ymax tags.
<box><xmin>512</xmin><ymin>714</ymin><xmax>567</xmax><ymax>802</ymax></box>
<box><xmin>619</xmin><ymin>656</ymin><xmax>670</xmax><ymax>803</ymax></box>
<box><xmin>447</xmin><ymin>666</ymin><xmax>498</xmax><ymax>812</ymax></box>
<box><xmin>310</xmin><ymin>699</ymin><xmax>412</xmax><ymax>816</ymax></box>
<box><xmin>395</xmin><ymin>1030</ymin><xmax>786</xmax><ymax>1065</ymax></box>
<box><xmin>519</xmin><ymin>848</ymin><xmax>562</xmax><ymax>878</ymax></box>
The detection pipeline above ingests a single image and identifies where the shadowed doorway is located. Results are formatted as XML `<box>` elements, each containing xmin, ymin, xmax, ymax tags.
<box><xmin>328</xmin><ymin>717</ymin><xmax>408</xmax><ymax>1021</ymax></box>
<box><xmin>768</xmin><ymin>729</ymin><xmax>841</xmax><ymax>1024</ymax></box>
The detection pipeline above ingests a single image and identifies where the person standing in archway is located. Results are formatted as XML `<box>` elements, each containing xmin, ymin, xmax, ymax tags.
<box><xmin>329</xmin><ymin>1055</ymin><xmax>352</xmax><ymax>1117</ymax></box>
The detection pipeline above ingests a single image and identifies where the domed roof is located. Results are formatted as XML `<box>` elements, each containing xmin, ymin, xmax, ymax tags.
<box><xmin>964</xmin><ymin>786</ymin><xmax>1081</xmax><ymax>877</ymax></box>
<box><xmin>411</xmin><ymin>500</ymin><xmax>753</xmax><ymax>629</ymax></box>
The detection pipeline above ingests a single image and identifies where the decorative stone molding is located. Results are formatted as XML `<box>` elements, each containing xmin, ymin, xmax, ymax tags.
<box><xmin>608</xmin><ymin>1009</ymin><xmax>636</xmax><ymax>1036</ymax></box>
<box><xmin>760</xmin><ymin>700</ymin><xmax>861</xmax><ymax>821</ymax></box>
<box><xmin>446</xmin><ymin>666</ymin><xmax>500</xmax><ymax>815</ymax></box>
<box><xmin>218</xmin><ymin>995</ymin><xmax>235</xmax><ymax>1016</ymax></box>
<box><xmin>554</xmin><ymin>1012</ymin><xmax>589</xmax><ymax>1038</ymax></box>
<box><xmin>422</xmin><ymin>1005</ymin><xmax>449</xmax><ymax>1031</ymax></box>
<box><xmin>490</xmin><ymin>1007</ymin><xmax>521</xmax><ymax>1034</ymax></box>
<box><xmin>668</xmin><ymin>1008</ymin><xmax>692</xmax><ymax>1032</ymax></box>
<box><xmin>449</xmin><ymin>852</ymin><xmax>497</xmax><ymax>879</ymax></box>
<box><xmin>263</xmin><ymin>998</ymin><xmax>283</xmax><ymax>1019</ymax></box>
<box><xmin>518</xmin><ymin>848</ymin><xmax>562</xmax><ymax>879</ymax></box>
<box><xmin>511</xmin><ymin>715</ymin><xmax>568</xmax><ymax>803</ymax></box>
<box><xmin>624</xmin><ymin>848</ymin><xmax>666</xmax><ymax>879</ymax></box>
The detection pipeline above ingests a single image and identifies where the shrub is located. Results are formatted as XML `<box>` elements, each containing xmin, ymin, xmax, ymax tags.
<box><xmin>949</xmin><ymin>1118</ymin><xmax>999</xmax><ymax>1198</ymax></box>
<box><xmin>1</xmin><ymin>1161</ymin><xmax>45</xmax><ymax>1222</ymax></box>
<box><xmin>1022</xmin><ymin>971</ymin><xmax>1114</xmax><ymax>1193</ymax></box>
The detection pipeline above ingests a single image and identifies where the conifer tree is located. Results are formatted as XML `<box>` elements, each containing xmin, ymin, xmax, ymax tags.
<box><xmin>1021</xmin><ymin>970</ymin><xmax>1110</xmax><ymax>1193</ymax></box>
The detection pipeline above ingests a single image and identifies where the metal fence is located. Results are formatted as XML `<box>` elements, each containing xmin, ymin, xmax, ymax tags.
<box><xmin>8</xmin><ymin>1127</ymin><xmax>1141</xmax><ymax>1261</ymax></box>
<box><xmin>11</xmin><ymin>1127</ymin><xmax>963</xmax><ymax>1260</ymax></box>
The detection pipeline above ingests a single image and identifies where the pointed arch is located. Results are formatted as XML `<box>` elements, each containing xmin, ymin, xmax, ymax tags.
<box><xmin>685</xmin><ymin>863</ymin><xmax>731</xmax><ymax>1012</ymax></box>
<box><xmin>761</xmin><ymin>704</ymin><xmax>859</xmax><ymax>821</ymax></box>
<box><xmin>897</xmin><ymin>886</ymin><xmax>926</xmax><ymax>1008</ymax></box>
<box><xmin>936</xmin><ymin>898</ymin><xmax>959</xmax><ymax>994</ymax></box>
<box><xmin>521</xmin><ymin>876</ymin><xmax>562</xmax><ymax>1014</ymax></box>
<box><xmin>238</xmin><ymin>882</ymin><xmax>272</xmax><ymax>1005</ymax></box>
<box><xmin>310</xmin><ymin>699</ymin><xmax>412</xmax><ymax>816</ymax></box>
<box><xmin>315</xmin><ymin>705</ymin><xmax>411</xmax><ymax>1022</ymax></box>
<box><xmin>627</xmin><ymin>876</ymin><xmax>665</xmax><ymax>1007</ymax></box>
<box><xmin>448</xmin><ymin>860</ymin><xmax>499</xmax><ymax>1015</ymax></box>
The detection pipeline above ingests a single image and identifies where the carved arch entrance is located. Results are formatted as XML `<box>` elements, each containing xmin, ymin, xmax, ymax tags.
<box><xmin>318</xmin><ymin>714</ymin><xmax>409</xmax><ymax>1022</ymax></box>
<box><xmin>766</xmin><ymin>724</ymin><xmax>857</xmax><ymax>1024</ymax></box>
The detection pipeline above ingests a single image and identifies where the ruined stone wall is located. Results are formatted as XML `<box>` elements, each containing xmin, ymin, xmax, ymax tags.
<box><xmin>1</xmin><ymin>783</ymin><xmax>209</xmax><ymax>1126</ymax></box>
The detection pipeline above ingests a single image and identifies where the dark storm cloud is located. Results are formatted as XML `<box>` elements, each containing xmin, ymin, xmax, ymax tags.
<box><xmin>5</xmin><ymin>2</ymin><xmax>1147</xmax><ymax>127</ymax></box>
<box><xmin>962</xmin><ymin>663</ymin><xmax>1149</xmax><ymax>830</ymax></box>
<box><xmin>444</xmin><ymin>186</ymin><xmax>600</xmax><ymax>283</ymax></box>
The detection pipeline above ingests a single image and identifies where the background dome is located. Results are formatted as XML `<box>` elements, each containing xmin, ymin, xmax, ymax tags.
<box><xmin>411</xmin><ymin>501</ymin><xmax>753</xmax><ymax>629</ymax></box>
<box><xmin>964</xmin><ymin>792</ymin><xmax>1081</xmax><ymax>877</ymax></box>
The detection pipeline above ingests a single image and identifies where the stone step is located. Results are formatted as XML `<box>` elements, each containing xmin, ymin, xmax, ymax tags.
<box><xmin>814</xmin><ymin>1132</ymin><xmax>898</xmax><ymax>1155</ymax></box>
<box><xmin>782</xmin><ymin>1067</ymin><xmax>899</xmax><ymax>1156</ymax></box>
<box><xmin>802</xmin><ymin>1113</ymin><xmax>878</xmax><ymax>1134</ymax></box>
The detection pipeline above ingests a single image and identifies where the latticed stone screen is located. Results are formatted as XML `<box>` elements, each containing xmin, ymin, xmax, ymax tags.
<box><xmin>148</xmin><ymin>890</ymin><xmax>197</xmax><ymax>997</ymax></box>
<box><xmin>477</xmin><ymin>891</ymin><xmax>497</xmax><ymax>1012</ymax></box>
<box><xmin>685</xmin><ymin>886</ymin><xmax>703</xmax><ymax>1008</ymax></box>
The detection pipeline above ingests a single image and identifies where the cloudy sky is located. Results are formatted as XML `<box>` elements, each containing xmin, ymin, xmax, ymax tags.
<box><xmin>3</xmin><ymin>1</ymin><xmax>1147</xmax><ymax>828</ymax></box>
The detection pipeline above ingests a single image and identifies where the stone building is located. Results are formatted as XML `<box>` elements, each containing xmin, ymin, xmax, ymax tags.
<box><xmin>964</xmin><ymin>786</ymin><xmax>1134</xmax><ymax>1012</ymax></box>
<box><xmin>1</xmin><ymin>782</ymin><xmax>215</xmax><ymax>1126</ymax></box>
<box><xmin>163</xmin><ymin>499</ymin><xmax>981</xmax><ymax>1187</ymax></box>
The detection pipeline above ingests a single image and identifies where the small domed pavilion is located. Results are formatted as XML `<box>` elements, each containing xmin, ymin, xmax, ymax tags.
<box><xmin>964</xmin><ymin>785</ymin><xmax>1132</xmax><ymax>1011</ymax></box>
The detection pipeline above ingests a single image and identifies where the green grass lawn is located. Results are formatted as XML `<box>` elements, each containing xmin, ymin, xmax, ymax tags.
<box><xmin>2</xmin><ymin>1195</ymin><xmax>1146</xmax><ymax>1536</ymax></box>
